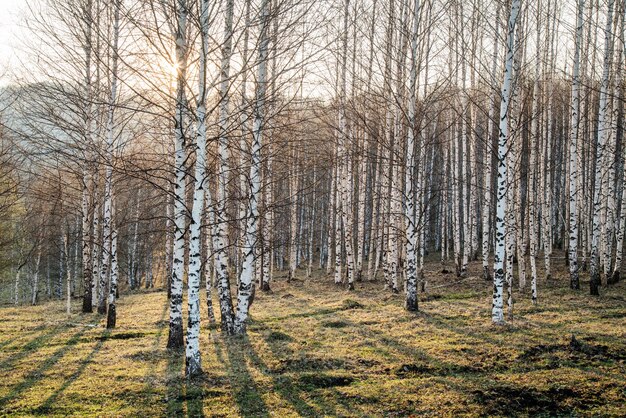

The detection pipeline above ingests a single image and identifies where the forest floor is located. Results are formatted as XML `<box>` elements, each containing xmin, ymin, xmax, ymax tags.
<box><xmin>0</xmin><ymin>256</ymin><xmax>625</xmax><ymax>417</ymax></box>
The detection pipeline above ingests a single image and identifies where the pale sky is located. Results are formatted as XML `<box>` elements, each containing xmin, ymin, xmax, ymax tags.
<box><xmin>0</xmin><ymin>0</ymin><xmax>604</xmax><ymax>90</ymax></box>
<box><xmin>0</xmin><ymin>0</ymin><xmax>30</xmax><ymax>86</ymax></box>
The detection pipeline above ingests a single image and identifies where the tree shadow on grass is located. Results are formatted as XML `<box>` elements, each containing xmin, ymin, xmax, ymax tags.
<box><xmin>249</xmin><ymin>328</ymin><xmax>353</xmax><ymax>417</ymax></box>
<box><xmin>136</xmin><ymin>296</ymin><xmax>172</xmax><ymax>408</ymax></box>
<box><xmin>353</xmin><ymin>321</ymin><xmax>505</xmax><ymax>376</ymax></box>
<box><xmin>166</xmin><ymin>348</ymin><xmax>185</xmax><ymax>416</ymax></box>
<box><xmin>184</xmin><ymin>380</ymin><xmax>206</xmax><ymax>418</ymax></box>
<box><xmin>0</xmin><ymin>327</ymin><xmax>88</xmax><ymax>410</ymax></box>
<box><xmin>251</xmin><ymin>335</ymin><xmax>325</xmax><ymax>417</ymax></box>
<box><xmin>149</xmin><ymin>299</ymin><xmax>206</xmax><ymax>418</ymax></box>
<box><xmin>166</xmin><ymin>348</ymin><xmax>205</xmax><ymax>418</ymax></box>
<box><xmin>223</xmin><ymin>336</ymin><xmax>270</xmax><ymax>418</ymax></box>
<box><xmin>0</xmin><ymin>326</ymin><xmax>61</xmax><ymax>372</ymax></box>
<box><xmin>0</xmin><ymin>324</ymin><xmax>48</xmax><ymax>351</ymax></box>
<box><xmin>31</xmin><ymin>329</ymin><xmax>109</xmax><ymax>415</ymax></box>
<box><xmin>419</xmin><ymin>310</ymin><xmax>548</xmax><ymax>356</ymax></box>
<box><xmin>266</xmin><ymin>306</ymin><xmax>345</xmax><ymax>323</ymax></box>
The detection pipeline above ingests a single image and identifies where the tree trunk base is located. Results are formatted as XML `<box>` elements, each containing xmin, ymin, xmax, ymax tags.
<box><xmin>167</xmin><ymin>320</ymin><xmax>184</xmax><ymax>349</ymax></box>
<box><xmin>82</xmin><ymin>296</ymin><xmax>93</xmax><ymax>314</ymax></box>
<box><xmin>106</xmin><ymin>304</ymin><xmax>116</xmax><ymax>329</ymax></box>
<box><xmin>589</xmin><ymin>272</ymin><xmax>600</xmax><ymax>296</ymax></box>
<box><xmin>185</xmin><ymin>356</ymin><xmax>203</xmax><ymax>378</ymax></box>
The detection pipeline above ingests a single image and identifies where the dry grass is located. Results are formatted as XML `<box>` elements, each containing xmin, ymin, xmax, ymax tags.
<box><xmin>0</xmin><ymin>257</ymin><xmax>625</xmax><ymax>417</ymax></box>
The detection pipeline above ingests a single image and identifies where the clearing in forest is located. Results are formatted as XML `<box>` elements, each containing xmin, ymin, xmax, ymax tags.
<box><xmin>0</xmin><ymin>260</ymin><xmax>625</xmax><ymax>417</ymax></box>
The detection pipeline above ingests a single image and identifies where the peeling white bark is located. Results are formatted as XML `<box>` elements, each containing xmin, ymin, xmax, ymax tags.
<box><xmin>492</xmin><ymin>0</ymin><xmax>520</xmax><ymax>324</ymax></box>
<box><xmin>233</xmin><ymin>0</ymin><xmax>269</xmax><ymax>334</ymax></box>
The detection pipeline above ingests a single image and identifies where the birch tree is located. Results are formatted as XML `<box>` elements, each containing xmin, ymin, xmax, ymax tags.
<box><xmin>590</xmin><ymin>0</ymin><xmax>615</xmax><ymax>296</ymax></box>
<box><xmin>492</xmin><ymin>0</ymin><xmax>520</xmax><ymax>324</ymax></box>
<box><xmin>167</xmin><ymin>0</ymin><xmax>190</xmax><ymax>350</ymax></box>
<box><xmin>482</xmin><ymin>3</ymin><xmax>500</xmax><ymax>282</ymax></box>
<box><xmin>213</xmin><ymin>0</ymin><xmax>236</xmax><ymax>335</ymax></box>
<box><xmin>569</xmin><ymin>0</ymin><xmax>585</xmax><ymax>290</ymax></box>
<box><xmin>106</xmin><ymin>228</ymin><xmax>119</xmax><ymax>328</ymax></box>
<box><xmin>404</xmin><ymin>0</ymin><xmax>420</xmax><ymax>312</ymax></box>
<box><xmin>81</xmin><ymin>0</ymin><xmax>95</xmax><ymax>314</ymax></box>
<box><xmin>233</xmin><ymin>0</ymin><xmax>270</xmax><ymax>335</ymax></box>
<box><xmin>185</xmin><ymin>0</ymin><xmax>211</xmax><ymax>376</ymax></box>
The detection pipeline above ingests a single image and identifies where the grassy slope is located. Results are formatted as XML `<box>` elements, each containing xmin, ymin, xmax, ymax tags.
<box><xmin>0</xmin><ymin>258</ymin><xmax>625</xmax><ymax>417</ymax></box>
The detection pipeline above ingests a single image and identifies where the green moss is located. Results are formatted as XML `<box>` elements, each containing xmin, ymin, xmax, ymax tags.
<box><xmin>340</xmin><ymin>299</ymin><xmax>365</xmax><ymax>310</ymax></box>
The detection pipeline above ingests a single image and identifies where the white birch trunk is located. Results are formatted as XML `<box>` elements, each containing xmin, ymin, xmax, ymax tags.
<box><xmin>261</xmin><ymin>151</ymin><xmax>273</xmax><ymax>291</ymax></box>
<box><xmin>528</xmin><ymin>2</ymin><xmax>543</xmax><ymax>304</ymax></box>
<box><xmin>32</xmin><ymin>250</ymin><xmax>42</xmax><ymax>305</ymax></box>
<box><xmin>233</xmin><ymin>0</ymin><xmax>269</xmax><ymax>334</ymax></box>
<box><xmin>307</xmin><ymin>165</ymin><xmax>316</xmax><ymax>278</ymax></box>
<box><xmin>204</xmin><ymin>213</ymin><xmax>216</xmax><ymax>323</ymax></box>
<box><xmin>129</xmin><ymin>192</ymin><xmax>140</xmax><ymax>289</ymax></box>
<box><xmin>370</xmin><ymin>143</ymin><xmax>384</xmax><ymax>280</ymax></box>
<box><xmin>288</xmin><ymin>149</ymin><xmax>298</xmax><ymax>281</ymax></box>
<box><xmin>381</xmin><ymin>0</ymin><xmax>395</xmax><ymax>288</ymax></box>
<box><xmin>339</xmin><ymin>0</ymin><xmax>355</xmax><ymax>290</ymax></box>
<box><xmin>165</xmin><ymin>193</ymin><xmax>173</xmax><ymax>299</ymax></box>
<box><xmin>106</xmin><ymin>228</ymin><xmax>118</xmax><ymax>328</ymax></box>
<box><xmin>213</xmin><ymin>0</ymin><xmax>236</xmax><ymax>334</ymax></box>
<box><xmin>326</xmin><ymin>159</ymin><xmax>336</xmax><ymax>275</ymax></box>
<box><xmin>610</xmin><ymin>6</ymin><xmax>626</xmax><ymax>283</ymax></box>
<box><xmin>334</xmin><ymin>157</ymin><xmax>343</xmax><ymax>284</ymax></box>
<box><xmin>607</xmin><ymin>4</ymin><xmax>624</xmax><ymax>284</ymax></box>
<box><xmin>569</xmin><ymin>0</ymin><xmax>584</xmax><ymax>290</ymax></box>
<box><xmin>65</xmin><ymin>232</ymin><xmax>71</xmax><ymax>315</ymax></box>
<box><xmin>91</xmin><ymin>170</ymin><xmax>100</xmax><ymax>305</ymax></box>
<box><xmin>72</xmin><ymin>230</ymin><xmax>78</xmax><ymax>297</ymax></box>
<box><xmin>452</xmin><ymin>119</ymin><xmax>462</xmax><ymax>276</ymax></box>
<box><xmin>237</xmin><ymin>0</ymin><xmax>252</xmax><ymax>281</ymax></box>
<box><xmin>184</xmin><ymin>0</ymin><xmax>211</xmax><ymax>376</ymax></box>
<box><xmin>482</xmin><ymin>4</ymin><xmax>501</xmax><ymax>281</ymax></box>
<box><xmin>167</xmin><ymin>0</ymin><xmax>189</xmax><ymax>349</ymax></box>
<box><xmin>543</xmin><ymin>91</ymin><xmax>553</xmax><ymax>280</ymax></box>
<box><xmin>81</xmin><ymin>0</ymin><xmax>94</xmax><ymax>314</ymax></box>
<box><xmin>460</xmin><ymin>20</ymin><xmax>470</xmax><ymax>275</ymax></box>
<box><xmin>363</xmin><ymin>0</ymin><xmax>377</xmax><ymax>282</ymax></box>
<box><xmin>404</xmin><ymin>0</ymin><xmax>420</xmax><ymax>311</ymax></box>
<box><xmin>97</xmin><ymin>200</ymin><xmax>110</xmax><ymax>315</ymax></box>
<box><xmin>492</xmin><ymin>0</ymin><xmax>520</xmax><ymax>324</ymax></box>
<box><xmin>590</xmin><ymin>0</ymin><xmax>615</xmax><ymax>295</ymax></box>
<box><xmin>146</xmin><ymin>249</ymin><xmax>153</xmax><ymax>288</ymax></box>
<box><xmin>81</xmin><ymin>176</ymin><xmax>92</xmax><ymax>311</ymax></box>
<box><xmin>14</xmin><ymin>266</ymin><xmax>21</xmax><ymax>305</ymax></box>
<box><xmin>100</xmin><ymin>0</ymin><xmax>119</xmax><ymax>321</ymax></box>
<box><xmin>367</xmin><ymin>145</ymin><xmax>382</xmax><ymax>281</ymax></box>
